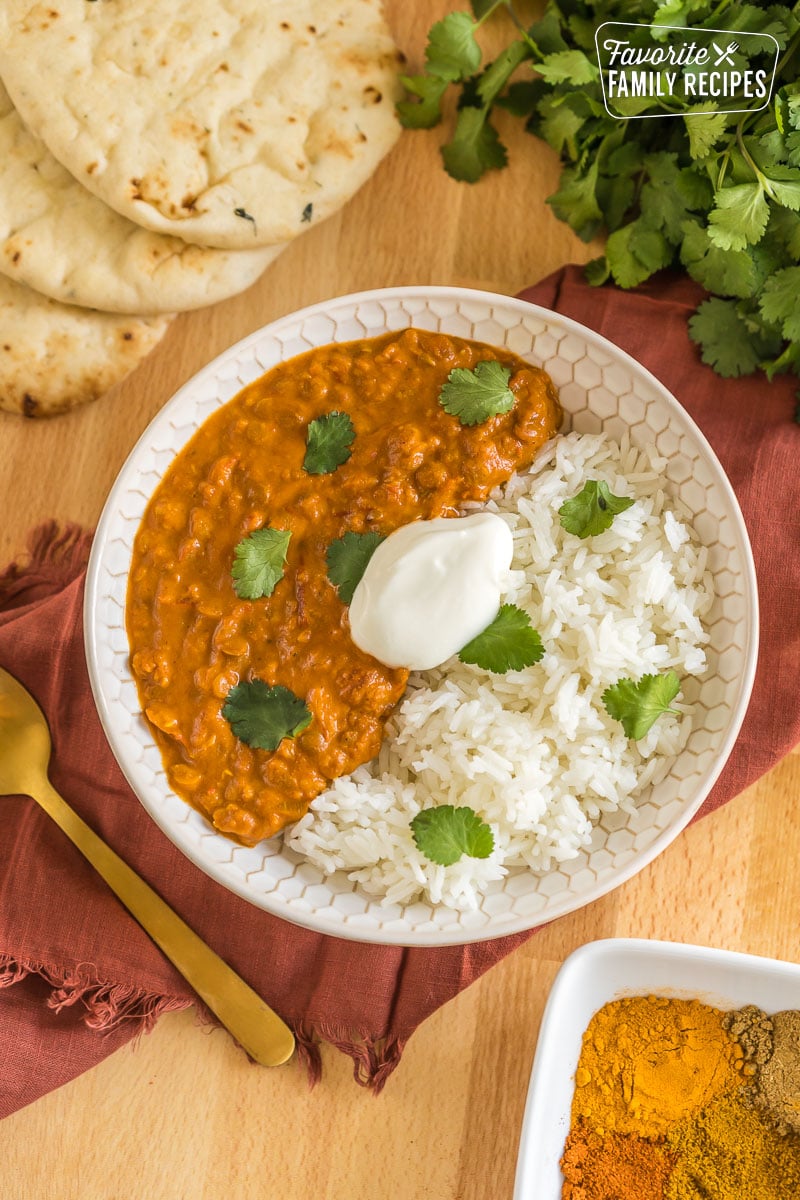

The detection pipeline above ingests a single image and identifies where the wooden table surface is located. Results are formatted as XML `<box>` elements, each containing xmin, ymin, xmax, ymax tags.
<box><xmin>2</xmin><ymin>5</ymin><xmax>798</xmax><ymax>1198</ymax></box>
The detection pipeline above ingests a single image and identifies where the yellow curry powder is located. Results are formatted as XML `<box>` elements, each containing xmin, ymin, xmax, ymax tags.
<box><xmin>570</xmin><ymin>996</ymin><xmax>743</xmax><ymax>1138</ymax></box>
<box><xmin>664</xmin><ymin>1092</ymin><xmax>800</xmax><ymax>1200</ymax></box>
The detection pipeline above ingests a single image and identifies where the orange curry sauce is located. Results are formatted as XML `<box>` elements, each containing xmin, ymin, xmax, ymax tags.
<box><xmin>126</xmin><ymin>328</ymin><xmax>561</xmax><ymax>844</ymax></box>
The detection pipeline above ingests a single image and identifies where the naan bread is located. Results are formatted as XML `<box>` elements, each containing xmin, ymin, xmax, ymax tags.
<box><xmin>0</xmin><ymin>275</ymin><xmax>172</xmax><ymax>417</ymax></box>
<box><xmin>0</xmin><ymin>83</ymin><xmax>282</xmax><ymax>314</ymax></box>
<box><xmin>0</xmin><ymin>1</ymin><xmax>403</xmax><ymax>250</ymax></box>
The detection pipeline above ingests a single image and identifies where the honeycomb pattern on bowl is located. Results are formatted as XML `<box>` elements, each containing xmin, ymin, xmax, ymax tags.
<box><xmin>83</xmin><ymin>287</ymin><xmax>758</xmax><ymax>947</ymax></box>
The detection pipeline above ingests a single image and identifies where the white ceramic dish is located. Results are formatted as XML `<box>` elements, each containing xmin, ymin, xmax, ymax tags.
<box><xmin>84</xmin><ymin>286</ymin><xmax>758</xmax><ymax>946</ymax></box>
<box><xmin>513</xmin><ymin>938</ymin><xmax>800</xmax><ymax>1199</ymax></box>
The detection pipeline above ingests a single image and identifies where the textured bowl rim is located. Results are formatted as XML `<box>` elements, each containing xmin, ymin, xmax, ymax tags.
<box><xmin>84</xmin><ymin>285</ymin><xmax>759</xmax><ymax>946</ymax></box>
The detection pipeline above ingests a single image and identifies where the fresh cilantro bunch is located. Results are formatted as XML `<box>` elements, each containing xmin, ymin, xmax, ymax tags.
<box><xmin>399</xmin><ymin>1</ymin><xmax>800</xmax><ymax>394</ymax></box>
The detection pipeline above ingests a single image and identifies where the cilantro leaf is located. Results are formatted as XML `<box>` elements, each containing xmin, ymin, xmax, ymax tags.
<box><xmin>476</xmin><ymin>39</ymin><xmax>530</xmax><ymax>109</ymax></box>
<box><xmin>425</xmin><ymin>13</ymin><xmax>481</xmax><ymax>83</ymax></box>
<box><xmin>559</xmin><ymin>480</ymin><xmax>634</xmax><ymax>539</ymax></box>
<box><xmin>768</xmin><ymin>177</ymin><xmax>800</xmax><ymax>212</ymax></box>
<box><xmin>397</xmin><ymin>73</ymin><xmax>448</xmax><ymax>129</ymax></box>
<box><xmin>222</xmin><ymin>680</ymin><xmax>311</xmax><ymax>751</ymax></box>
<box><xmin>708</xmin><ymin>183</ymin><xmax>770</xmax><ymax>252</ymax></box>
<box><xmin>758</xmin><ymin>267</ymin><xmax>800</xmax><ymax>341</ymax></box>
<box><xmin>584</xmin><ymin>256</ymin><xmax>611</xmax><ymax>286</ymax></box>
<box><xmin>441</xmin><ymin>106</ymin><xmax>507</xmax><ymax>182</ymax></box>
<box><xmin>547</xmin><ymin>161</ymin><xmax>603</xmax><ymax>242</ymax></box>
<box><xmin>410</xmin><ymin>805</ymin><xmax>494</xmax><ymax>867</ymax></box>
<box><xmin>438</xmin><ymin>359</ymin><xmax>514</xmax><ymax>425</ymax></box>
<box><xmin>652</xmin><ymin>0</ymin><xmax>704</xmax><ymax>28</ymax></box>
<box><xmin>768</xmin><ymin>206</ymin><xmax>800</xmax><ymax>259</ymax></box>
<box><xmin>458</xmin><ymin>604</ymin><xmax>544</xmax><ymax>673</ymax></box>
<box><xmin>326</xmin><ymin>531</ymin><xmax>385</xmax><ymax>604</ymax></box>
<box><xmin>639</xmin><ymin>154</ymin><xmax>709</xmax><ymax>245</ymax></box>
<box><xmin>231</xmin><ymin>527</ymin><xmax>291</xmax><ymax>600</ymax></box>
<box><xmin>679</xmin><ymin>220</ymin><xmax>759</xmax><ymax>299</ymax></box>
<box><xmin>786</xmin><ymin>130</ymin><xmax>800</xmax><ymax>168</ymax></box>
<box><xmin>688</xmin><ymin>298</ymin><xmax>774</xmax><ymax>377</ymax></box>
<box><xmin>606</xmin><ymin>219</ymin><xmax>673</xmax><ymax>288</ymax></box>
<box><xmin>303</xmin><ymin>411</ymin><xmax>355</xmax><ymax>475</ymax></box>
<box><xmin>602</xmin><ymin>672</ymin><xmax>682</xmax><ymax>740</ymax></box>
<box><xmin>527</xmin><ymin>3</ymin><xmax>570</xmax><ymax>55</ymax></box>
<box><xmin>536</xmin><ymin>92</ymin><xmax>589</xmax><ymax>158</ymax></box>
<box><xmin>535</xmin><ymin>49</ymin><xmax>598</xmax><ymax>85</ymax></box>
<box><xmin>684</xmin><ymin>110</ymin><xmax>730</xmax><ymax>160</ymax></box>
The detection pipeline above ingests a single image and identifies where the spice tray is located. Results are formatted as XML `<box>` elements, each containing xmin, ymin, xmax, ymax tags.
<box><xmin>512</xmin><ymin>937</ymin><xmax>800</xmax><ymax>1198</ymax></box>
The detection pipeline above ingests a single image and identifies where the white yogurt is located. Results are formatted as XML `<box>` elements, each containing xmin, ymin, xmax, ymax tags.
<box><xmin>348</xmin><ymin>513</ymin><xmax>513</xmax><ymax>670</ymax></box>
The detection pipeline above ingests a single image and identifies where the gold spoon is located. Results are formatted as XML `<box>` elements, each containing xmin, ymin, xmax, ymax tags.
<box><xmin>0</xmin><ymin>665</ymin><xmax>295</xmax><ymax>1067</ymax></box>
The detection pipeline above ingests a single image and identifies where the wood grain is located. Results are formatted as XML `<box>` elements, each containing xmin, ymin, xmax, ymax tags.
<box><xmin>1</xmin><ymin>4</ymin><xmax>797</xmax><ymax>1198</ymax></box>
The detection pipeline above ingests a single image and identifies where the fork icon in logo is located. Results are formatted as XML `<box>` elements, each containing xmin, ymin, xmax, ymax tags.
<box><xmin>712</xmin><ymin>41</ymin><xmax>739</xmax><ymax>66</ymax></box>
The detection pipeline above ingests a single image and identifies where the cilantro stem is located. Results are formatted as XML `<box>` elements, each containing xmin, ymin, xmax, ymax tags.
<box><xmin>505</xmin><ymin>2</ymin><xmax>544</xmax><ymax>60</ymax></box>
<box><xmin>474</xmin><ymin>0</ymin><xmax>508</xmax><ymax>31</ymax></box>
<box><xmin>715</xmin><ymin>148</ymin><xmax>731</xmax><ymax>191</ymax></box>
<box><xmin>735</xmin><ymin>123</ymin><xmax>763</xmax><ymax>183</ymax></box>
<box><xmin>766</xmin><ymin>342</ymin><xmax>799</xmax><ymax>375</ymax></box>
<box><xmin>708</xmin><ymin>0</ymin><xmax>734</xmax><ymax>21</ymax></box>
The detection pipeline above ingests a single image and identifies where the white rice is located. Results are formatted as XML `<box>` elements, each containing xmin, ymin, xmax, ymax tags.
<box><xmin>285</xmin><ymin>432</ymin><xmax>713</xmax><ymax>911</ymax></box>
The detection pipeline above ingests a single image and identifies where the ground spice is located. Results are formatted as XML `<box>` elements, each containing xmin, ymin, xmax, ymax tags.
<box><xmin>664</xmin><ymin>1091</ymin><xmax>800</xmax><ymax>1199</ymax></box>
<box><xmin>560</xmin><ymin>997</ymin><xmax>800</xmax><ymax>1200</ymax></box>
<box><xmin>751</xmin><ymin>1010</ymin><xmax>800</xmax><ymax>1134</ymax></box>
<box><xmin>569</xmin><ymin>996</ymin><xmax>743</xmax><ymax>1138</ymax></box>
<box><xmin>722</xmin><ymin>1005</ymin><xmax>773</xmax><ymax>1067</ymax></box>
<box><xmin>561</xmin><ymin>1120</ymin><xmax>675</xmax><ymax>1200</ymax></box>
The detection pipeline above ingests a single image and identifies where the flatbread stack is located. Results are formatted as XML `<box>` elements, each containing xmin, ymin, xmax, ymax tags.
<box><xmin>0</xmin><ymin>1</ymin><xmax>402</xmax><ymax>416</ymax></box>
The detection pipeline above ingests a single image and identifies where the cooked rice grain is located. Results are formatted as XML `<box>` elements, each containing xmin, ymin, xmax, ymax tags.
<box><xmin>286</xmin><ymin>432</ymin><xmax>713</xmax><ymax>911</ymax></box>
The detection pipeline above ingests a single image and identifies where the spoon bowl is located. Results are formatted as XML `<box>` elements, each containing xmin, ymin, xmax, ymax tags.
<box><xmin>0</xmin><ymin>665</ymin><xmax>295</xmax><ymax>1067</ymax></box>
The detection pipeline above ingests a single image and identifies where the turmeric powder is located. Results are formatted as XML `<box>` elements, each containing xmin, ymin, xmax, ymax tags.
<box><xmin>570</xmin><ymin>996</ymin><xmax>743</xmax><ymax>1138</ymax></box>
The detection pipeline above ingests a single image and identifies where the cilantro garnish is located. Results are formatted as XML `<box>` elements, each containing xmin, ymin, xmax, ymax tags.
<box><xmin>231</xmin><ymin>528</ymin><xmax>291</xmax><ymax>600</ymax></box>
<box><xmin>303</xmin><ymin>412</ymin><xmax>355</xmax><ymax>475</ymax></box>
<box><xmin>442</xmin><ymin>106</ymin><xmax>508</xmax><ymax>182</ymax></box>
<box><xmin>559</xmin><ymin>480</ymin><xmax>634</xmax><ymax>539</ymax></box>
<box><xmin>418</xmin><ymin>12</ymin><xmax>482</xmax><ymax>84</ymax></box>
<box><xmin>438</xmin><ymin>360</ymin><xmax>514</xmax><ymax>426</ymax></box>
<box><xmin>688</xmin><ymin>298</ymin><xmax>782</xmax><ymax>378</ymax></box>
<box><xmin>602</xmin><ymin>671</ymin><xmax>682</xmax><ymax>741</ymax></box>
<box><xmin>458</xmin><ymin>604</ymin><xmax>543</xmax><ymax>673</ymax></box>
<box><xmin>326</xmin><ymin>531</ymin><xmax>386</xmax><ymax>604</ymax></box>
<box><xmin>398</xmin><ymin>2</ymin><xmax>800</xmax><ymax>388</ymax></box>
<box><xmin>222</xmin><ymin>680</ymin><xmax>311</xmax><ymax>751</ymax></box>
<box><xmin>759</xmin><ymin>267</ymin><xmax>800</xmax><ymax>342</ymax></box>
<box><xmin>410</xmin><ymin>804</ymin><xmax>494</xmax><ymax>867</ymax></box>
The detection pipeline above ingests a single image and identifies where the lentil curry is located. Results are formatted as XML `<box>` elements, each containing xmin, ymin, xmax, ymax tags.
<box><xmin>127</xmin><ymin>328</ymin><xmax>561</xmax><ymax>844</ymax></box>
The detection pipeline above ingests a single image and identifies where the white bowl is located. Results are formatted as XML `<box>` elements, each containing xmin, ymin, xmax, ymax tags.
<box><xmin>513</xmin><ymin>938</ymin><xmax>800</xmax><ymax>1199</ymax></box>
<box><xmin>84</xmin><ymin>286</ymin><xmax>758</xmax><ymax>946</ymax></box>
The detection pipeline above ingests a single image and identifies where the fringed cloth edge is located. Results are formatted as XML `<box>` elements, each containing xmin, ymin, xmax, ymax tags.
<box><xmin>294</xmin><ymin>1023</ymin><xmax>407</xmax><ymax>1094</ymax></box>
<box><xmin>0</xmin><ymin>523</ymin><xmax>412</xmax><ymax>1093</ymax></box>
<box><xmin>0</xmin><ymin>954</ymin><xmax>192</xmax><ymax>1033</ymax></box>
<box><xmin>0</xmin><ymin>520</ymin><xmax>93</xmax><ymax>607</ymax></box>
<box><xmin>0</xmin><ymin>958</ymin><xmax>405</xmax><ymax>1090</ymax></box>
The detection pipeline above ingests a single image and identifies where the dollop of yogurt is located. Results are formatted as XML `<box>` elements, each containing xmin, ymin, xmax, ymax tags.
<box><xmin>348</xmin><ymin>512</ymin><xmax>513</xmax><ymax>670</ymax></box>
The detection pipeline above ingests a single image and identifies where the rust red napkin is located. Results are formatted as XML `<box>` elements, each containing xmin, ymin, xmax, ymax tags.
<box><xmin>1</xmin><ymin>268</ymin><xmax>798</xmax><ymax>1121</ymax></box>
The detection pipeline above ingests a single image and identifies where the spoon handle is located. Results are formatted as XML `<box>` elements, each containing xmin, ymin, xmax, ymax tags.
<box><xmin>32</xmin><ymin>776</ymin><xmax>295</xmax><ymax>1067</ymax></box>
